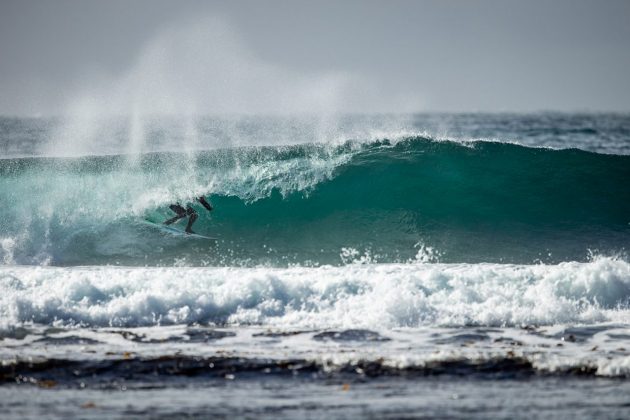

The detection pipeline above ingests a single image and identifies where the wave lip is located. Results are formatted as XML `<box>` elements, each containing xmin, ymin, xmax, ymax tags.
<box><xmin>1</xmin><ymin>258</ymin><xmax>628</xmax><ymax>329</ymax></box>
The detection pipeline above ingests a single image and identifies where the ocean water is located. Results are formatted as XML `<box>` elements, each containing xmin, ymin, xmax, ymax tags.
<box><xmin>1</xmin><ymin>113</ymin><xmax>629</xmax><ymax>418</ymax></box>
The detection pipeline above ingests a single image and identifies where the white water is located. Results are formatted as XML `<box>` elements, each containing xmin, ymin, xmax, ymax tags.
<box><xmin>1</xmin><ymin>257</ymin><xmax>628</xmax><ymax>329</ymax></box>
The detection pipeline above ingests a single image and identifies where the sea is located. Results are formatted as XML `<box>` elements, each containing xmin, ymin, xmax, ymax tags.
<box><xmin>1</xmin><ymin>113</ymin><xmax>629</xmax><ymax>418</ymax></box>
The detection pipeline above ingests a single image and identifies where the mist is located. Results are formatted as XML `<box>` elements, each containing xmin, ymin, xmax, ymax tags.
<box><xmin>42</xmin><ymin>16</ymin><xmax>404</xmax><ymax>156</ymax></box>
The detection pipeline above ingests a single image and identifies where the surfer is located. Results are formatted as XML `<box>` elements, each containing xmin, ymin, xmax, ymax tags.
<box><xmin>164</xmin><ymin>196</ymin><xmax>213</xmax><ymax>234</ymax></box>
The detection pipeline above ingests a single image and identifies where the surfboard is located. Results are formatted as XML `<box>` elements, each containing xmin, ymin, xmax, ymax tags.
<box><xmin>142</xmin><ymin>220</ymin><xmax>218</xmax><ymax>240</ymax></box>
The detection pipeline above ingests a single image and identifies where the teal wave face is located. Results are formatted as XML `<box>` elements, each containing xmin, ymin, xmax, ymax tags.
<box><xmin>1</xmin><ymin>137</ymin><xmax>629</xmax><ymax>266</ymax></box>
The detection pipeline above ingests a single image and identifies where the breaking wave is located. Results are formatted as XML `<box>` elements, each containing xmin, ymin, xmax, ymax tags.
<box><xmin>1</xmin><ymin>137</ymin><xmax>628</xmax><ymax>266</ymax></box>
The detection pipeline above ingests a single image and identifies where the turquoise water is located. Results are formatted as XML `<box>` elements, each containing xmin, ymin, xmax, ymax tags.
<box><xmin>1</xmin><ymin>134</ymin><xmax>628</xmax><ymax>266</ymax></box>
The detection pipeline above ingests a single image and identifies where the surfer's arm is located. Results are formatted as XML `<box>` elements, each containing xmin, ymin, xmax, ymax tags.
<box><xmin>197</xmin><ymin>196</ymin><xmax>213</xmax><ymax>212</ymax></box>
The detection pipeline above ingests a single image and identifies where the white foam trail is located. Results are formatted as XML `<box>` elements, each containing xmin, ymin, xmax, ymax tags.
<box><xmin>1</xmin><ymin>258</ymin><xmax>628</xmax><ymax>329</ymax></box>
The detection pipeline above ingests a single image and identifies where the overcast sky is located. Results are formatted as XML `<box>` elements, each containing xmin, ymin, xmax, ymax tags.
<box><xmin>1</xmin><ymin>0</ymin><xmax>629</xmax><ymax>115</ymax></box>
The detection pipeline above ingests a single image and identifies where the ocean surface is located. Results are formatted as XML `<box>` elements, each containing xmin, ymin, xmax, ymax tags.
<box><xmin>1</xmin><ymin>113</ymin><xmax>629</xmax><ymax>418</ymax></box>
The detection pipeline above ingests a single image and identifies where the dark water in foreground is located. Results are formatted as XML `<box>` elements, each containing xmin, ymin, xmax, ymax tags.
<box><xmin>2</xmin><ymin>324</ymin><xmax>630</xmax><ymax>419</ymax></box>
<box><xmin>3</xmin><ymin>378</ymin><xmax>629</xmax><ymax>419</ymax></box>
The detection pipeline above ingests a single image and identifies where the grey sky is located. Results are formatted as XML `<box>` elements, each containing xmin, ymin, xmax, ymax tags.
<box><xmin>1</xmin><ymin>0</ymin><xmax>629</xmax><ymax>115</ymax></box>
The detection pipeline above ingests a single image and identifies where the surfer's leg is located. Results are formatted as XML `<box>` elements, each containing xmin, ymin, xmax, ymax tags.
<box><xmin>170</xmin><ymin>204</ymin><xmax>187</xmax><ymax>216</ymax></box>
<box><xmin>185</xmin><ymin>212</ymin><xmax>198</xmax><ymax>234</ymax></box>
<box><xmin>164</xmin><ymin>214</ymin><xmax>185</xmax><ymax>225</ymax></box>
<box><xmin>164</xmin><ymin>204</ymin><xmax>187</xmax><ymax>225</ymax></box>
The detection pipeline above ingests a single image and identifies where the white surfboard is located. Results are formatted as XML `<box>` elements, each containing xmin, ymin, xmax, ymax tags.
<box><xmin>143</xmin><ymin>220</ymin><xmax>218</xmax><ymax>240</ymax></box>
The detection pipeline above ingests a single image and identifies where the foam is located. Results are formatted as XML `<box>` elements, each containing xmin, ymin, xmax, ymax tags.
<box><xmin>1</xmin><ymin>258</ymin><xmax>628</xmax><ymax>329</ymax></box>
<box><xmin>0</xmin><ymin>237</ymin><xmax>17</xmax><ymax>265</ymax></box>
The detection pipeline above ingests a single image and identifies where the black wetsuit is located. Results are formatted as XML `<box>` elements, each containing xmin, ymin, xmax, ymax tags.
<box><xmin>164</xmin><ymin>196</ymin><xmax>213</xmax><ymax>234</ymax></box>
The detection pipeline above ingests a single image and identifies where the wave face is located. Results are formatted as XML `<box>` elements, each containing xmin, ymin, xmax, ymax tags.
<box><xmin>1</xmin><ymin>137</ymin><xmax>629</xmax><ymax>266</ymax></box>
